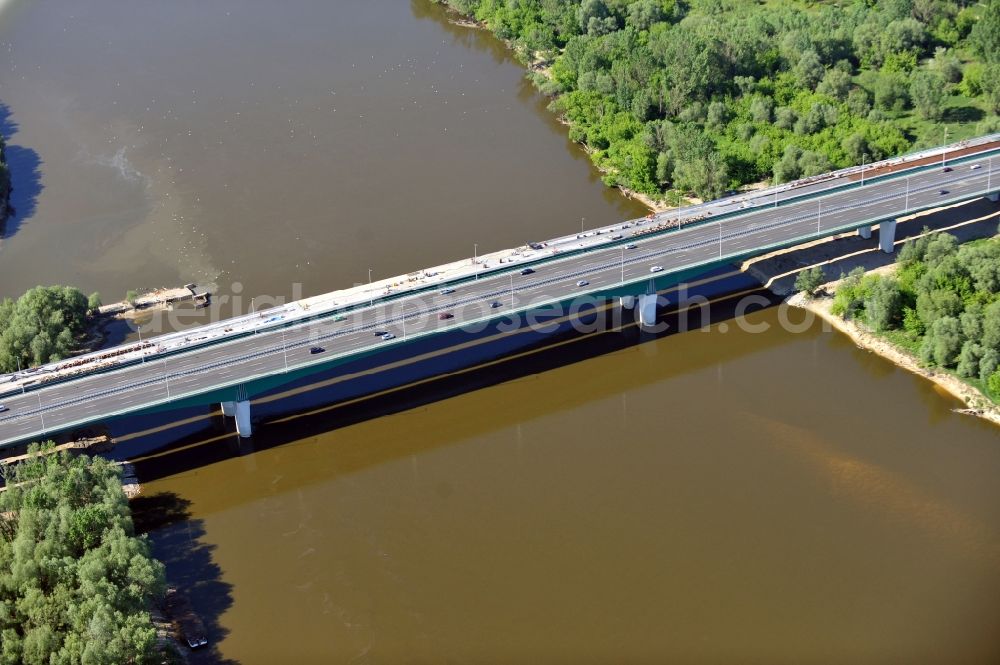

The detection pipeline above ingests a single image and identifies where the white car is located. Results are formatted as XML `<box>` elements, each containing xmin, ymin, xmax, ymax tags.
<box><xmin>381</xmin><ymin>333</ymin><xmax>396</xmax><ymax>341</ymax></box>
<box><xmin>650</xmin><ymin>266</ymin><xmax>664</xmax><ymax>273</ymax></box>
<box><xmin>576</xmin><ymin>280</ymin><xmax>589</xmax><ymax>287</ymax></box>
<box><xmin>0</xmin><ymin>404</ymin><xmax>7</xmax><ymax>413</ymax></box>
<box><xmin>971</xmin><ymin>164</ymin><xmax>982</xmax><ymax>170</ymax></box>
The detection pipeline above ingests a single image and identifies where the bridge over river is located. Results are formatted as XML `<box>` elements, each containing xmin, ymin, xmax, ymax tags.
<box><xmin>1</xmin><ymin>136</ymin><xmax>998</xmax><ymax>449</ymax></box>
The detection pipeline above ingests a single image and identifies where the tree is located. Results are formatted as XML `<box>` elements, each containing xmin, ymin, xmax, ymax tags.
<box><xmin>0</xmin><ymin>286</ymin><xmax>89</xmax><ymax>372</ymax></box>
<box><xmin>125</xmin><ymin>290</ymin><xmax>139</xmax><ymax>307</ymax></box>
<box><xmin>842</xmin><ymin>133</ymin><xmax>868</xmax><ymax>164</ymax></box>
<box><xmin>795</xmin><ymin>50</ymin><xmax>825</xmax><ymax>90</ymax></box>
<box><xmin>920</xmin><ymin>315</ymin><xmax>964</xmax><ymax>366</ymax></box>
<box><xmin>864</xmin><ymin>276</ymin><xmax>902</xmax><ymax>331</ymax></box>
<box><xmin>956</xmin><ymin>341</ymin><xmax>984</xmax><ymax>378</ymax></box>
<box><xmin>982</xmin><ymin>300</ymin><xmax>1000</xmax><ymax>351</ymax></box>
<box><xmin>981</xmin><ymin>63</ymin><xmax>1000</xmax><ymax>115</ymax></box>
<box><xmin>981</xmin><ymin>349</ymin><xmax>1000</xmax><ymax>382</ymax></box>
<box><xmin>626</xmin><ymin>0</ymin><xmax>665</xmax><ymax>30</ymax></box>
<box><xmin>969</xmin><ymin>0</ymin><xmax>1000</xmax><ymax>64</ymax></box>
<box><xmin>794</xmin><ymin>266</ymin><xmax>827</xmax><ymax>297</ymax></box>
<box><xmin>817</xmin><ymin>68</ymin><xmax>852</xmax><ymax>100</ymax></box>
<box><xmin>873</xmin><ymin>71</ymin><xmax>910</xmax><ymax>111</ymax></box>
<box><xmin>88</xmin><ymin>291</ymin><xmax>102</xmax><ymax>314</ymax></box>
<box><xmin>910</xmin><ymin>70</ymin><xmax>945</xmax><ymax>120</ymax></box>
<box><xmin>989</xmin><ymin>369</ymin><xmax>1000</xmax><ymax>397</ymax></box>
<box><xmin>0</xmin><ymin>445</ymin><xmax>166</xmax><ymax>664</ymax></box>
<box><xmin>930</xmin><ymin>47</ymin><xmax>962</xmax><ymax>84</ymax></box>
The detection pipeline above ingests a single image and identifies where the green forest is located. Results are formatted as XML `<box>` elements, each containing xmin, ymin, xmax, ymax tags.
<box><xmin>0</xmin><ymin>286</ymin><xmax>92</xmax><ymax>373</ymax></box>
<box><xmin>0</xmin><ymin>447</ymin><xmax>166</xmax><ymax>664</ymax></box>
<box><xmin>832</xmin><ymin>232</ymin><xmax>1000</xmax><ymax>400</ymax></box>
<box><xmin>438</xmin><ymin>0</ymin><xmax>1000</xmax><ymax>202</ymax></box>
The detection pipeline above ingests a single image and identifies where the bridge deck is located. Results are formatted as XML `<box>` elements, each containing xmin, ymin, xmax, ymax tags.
<box><xmin>0</xmin><ymin>138</ymin><xmax>998</xmax><ymax>446</ymax></box>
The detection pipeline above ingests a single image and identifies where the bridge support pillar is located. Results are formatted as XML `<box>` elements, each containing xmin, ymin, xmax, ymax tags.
<box><xmin>857</xmin><ymin>225</ymin><xmax>872</xmax><ymax>239</ymax></box>
<box><xmin>221</xmin><ymin>401</ymin><xmax>236</xmax><ymax>418</ymax></box>
<box><xmin>620</xmin><ymin>295</ymin><xmax>636</xmax><ymax>309</ymax></box>
<box><xmin>235</xmin><ymin>400</ymin><xmax>252</xmax><ymax>438</ymax></box>
<box><xmin>638</xmin><ymin>294</ymin><xmax>658</xmax><ymax>328</ymax></box>
<box><xmin>988</xmin><ymin>192</ymin><xmax>999</xmax><ymax>202</ymax></box>
<box><xmin>879</xmin><ymin>220</ymin><xmax>897</xmax><ymax>253</ymax></box>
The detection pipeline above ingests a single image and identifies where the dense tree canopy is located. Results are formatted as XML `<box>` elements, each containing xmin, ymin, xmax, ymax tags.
<box><xmin>832</xmin><ymin>232</ymin><xmax>1000</xmax><ymax>400</ymax></box>
<box><xmin>440</xmin><ymin>0</ymin><xmax>999</xmax><ymax>200</ymax></box>
<box><xmin>0</xmin><ymin>446</ymin><xmax>166</xmax><ymax>664</ymax></box>
<box><xmin>0</xmin><ymin>286</ymin><xmax>89</xmax><ymax>373</ymax></box>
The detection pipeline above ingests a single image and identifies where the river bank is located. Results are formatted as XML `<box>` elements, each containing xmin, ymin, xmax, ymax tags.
<box><xmin>790</xmin><ymin>286</ymin><xmax>1000</xmax><ymax>427</ymax></box>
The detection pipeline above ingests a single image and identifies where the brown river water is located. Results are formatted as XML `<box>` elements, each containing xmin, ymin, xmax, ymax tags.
<box><xmin>1</xmin><ymin>0</ymin><xmax>999</xmax><ymax>662</ymax></box>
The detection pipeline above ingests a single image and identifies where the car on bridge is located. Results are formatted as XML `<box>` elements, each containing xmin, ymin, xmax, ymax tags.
<box><xmin>520</xmin><ymin>268</ymin><xmax>535</xmax><ymax>275</ymax></box>
<box><xmin>0</xmin><ymin>404</ymin><xmax>7</xmax><ymax>413</ymax></box>
<box><xmin>939</xmin><ymin>189</ymin><xmax>949</xmax><ymax>195</ymax></box>
<box><xmin>972</xmin><ymin>164</ymin><xmax>982</xmax><ymax>170</ymax></box>
<box><xmin>650</xmin><ymin>266</ymin><xmax>664</xmax><ymax>273</ymax></box>
<box><xmin>438</xmin><ymin>312</ymin><xmax>454</xmax><ymax>320</ymax></box>
<box><xmin>626</xmin><ymin>244</ymin><xmax>637</xmax><ymax>250</ymax></box>
<box><xmin>310</xmin><ymin>347</ymin><xmax>325</xmax><ymax>354</ymax></box>
<box><xmin>381</xmin><ymin>333</ymin><xmax>396</xmax><ymax>341</ymax></box>
<box><xmin>490</xmin><ymin>301</ymin><xmax>502</xmax><ymax>308</ymax></box>
<box><xmin>440</xmin><ymin>288</ymin><xmax>455</xmax><ymax>295</ymax></box>
<box><xmin>576</xmin><ymin>280</ymin><xmax>589</xmax><ymax>287</ymax></box>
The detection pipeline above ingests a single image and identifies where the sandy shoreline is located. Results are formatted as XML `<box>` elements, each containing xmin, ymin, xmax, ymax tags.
<box><xmin>789</xmin><ymin>286</ymin><xmax>1000</xmax><ymax>428</ymax></box>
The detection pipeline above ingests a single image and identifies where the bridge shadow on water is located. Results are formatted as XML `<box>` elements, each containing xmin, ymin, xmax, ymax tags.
<box><xmin>130</xmin><ymin>279</ymin><xmax>785</xmax><ymax>486</ymax></box>
<box><xmin>131</xmin><ymin>492</ymin><xmax>239</xmax><ymax>665</ymax></box>
<box><xmin>0</xmin><ymin>103</ymin><xmax>44</xmax><ymax>240</ymax></box>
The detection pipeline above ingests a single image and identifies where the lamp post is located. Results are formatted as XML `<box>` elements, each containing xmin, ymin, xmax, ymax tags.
<box><xmin>16</xmin><ymin>358</ymin><xmax>24</xmax><ymax>394</ymax></box>
<box><xmin>718</xmin><ymin>222</ymin><xmax>722</xmax><ymax>259</ymax></box>
<box><xmin>509</xmin><ymin>273</ymin><xmax>514</xmax><ymax>310</ymax></box>
<box><xmin>621</xmin><ymin>246</ymin><xmax>625</xmax><ymax>283</ymax></box>
<box><xmin>137</xmin><ymin>324</ymin><xmax>144</xmax><ymax>363</ymax></box>
<box><xmin>817</xmin><ymin>199</ymin><xmax>822</xmax><ymax>233</ymax></box>
<box><xmin>905</xmin><ymin>176</ymin><xmax>910</xmax><ymax>212</ymax></box>
<box><xmin>368</xmin><ymin>268</ymin><xmax>373</xmax><ymax>307</ymax></box>
<box><xmin>281</xmin><ymin>328</ymin><xmax>289</xmax><ymax>373</ymax></box>
<box><xmin>474</xmin><ymin>243</ymin><xmax>478</xmax><ymax>280</ymax></box>
<box><xmin>162</xmin><ymin>358</ymin><xmax>171</xmax><ymax>399</ymax></box>
<box><xmin>861</xmin><ymin>153</ymin><xmax>867</xmax><ymax>186</ymax></box>
<box><xmin>251</xmin><ymin>297</ymin><xmax>257</xmax><ymax>335</ymax></box>
<box><xmin>942</xmin><ymin>127</ymin><xmax>948</xmax><ymax>169</ymax></box>
<box><xmin>37</xmin><ymin>392</ymin><xmax>45</xmax><ymax>434</ymax></box>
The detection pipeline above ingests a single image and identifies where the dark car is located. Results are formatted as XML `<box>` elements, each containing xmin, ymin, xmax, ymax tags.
<box><xmin>310</xmin><ymin>347</ymin><xmax>325</xmax><ymax>354</ymax></box>
<box><xmin>520</xmin><ymin>268</ymin><xmax>534</xmax><ymax>275</ymax></box>
<box><xmin>490</xmin><ymin>301</ymin><xmax>502</xmax><ymax>308</ymax></box>
<box><xmin>942</xmin><ymin>166</ymin><xmax>953</xmax><ymax>172</ymax></box>
<box><xmin>373</xmin><ymin>330</ymin><xmax>387</xmax><ymax>337</ymax></box>
<box><xmin>438</xmin><ymin>312</ymin><xmax>454</xmax><ymax>320</ymax></box>
<box><xmin>939</xmin><ymin>189</ymin><xmax>949</xmax><ymax>195</ymax></box>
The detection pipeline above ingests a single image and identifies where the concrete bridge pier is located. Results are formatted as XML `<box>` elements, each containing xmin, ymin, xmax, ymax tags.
<box><xmin>235</xmin><ymin>400</ymin><xmax>253</xmax><ymax>438</ymax></box>
<box><xmin>879</xmin><ymin>220</ymin><xmax>897</xmax><ymax>253</ymax></box>
<box><xmin>857</xmin><ymin>225</ymin><xmax>872</xmax><ymax>239</ymax></box>
<box><xmin>620</xmin><ymin>295</ymin><xmax>636</xmax><ymax>309</ymax></box>
<box><xmin>988</xmin><ymin>192</ymin><xmax>999</xmax><ymax>202</ymax></box>
<box><xmin>221</xmin><ymin>401</ymin><xmax>236</xmax><ymax>417</ymax></box>
<box><xmin>638</xmin><ymin>294</ymin><xmax>658</xmax><ymax>328</ymax></box>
